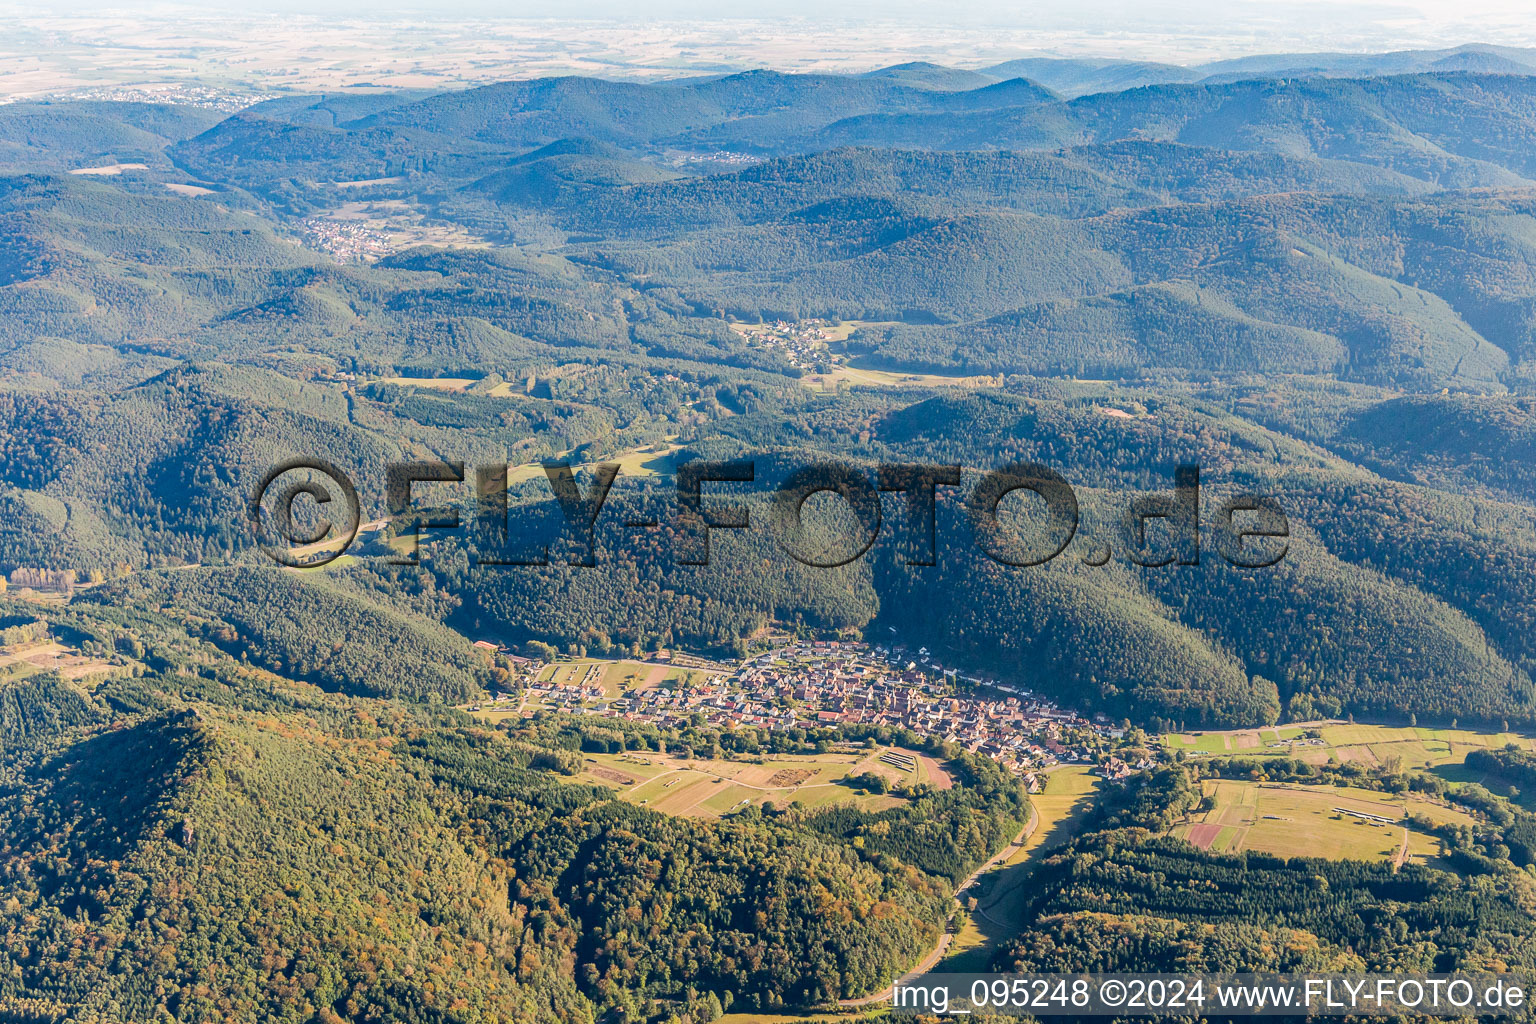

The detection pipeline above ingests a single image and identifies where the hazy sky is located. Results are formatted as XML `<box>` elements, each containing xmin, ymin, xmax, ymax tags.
<box><xmin>474</xmin><ymin>0</ymin><xmax>1531</xmax><ymax>21</ymax></box>
<box><xmin>56</xmin><ymin>0</ymin><xmax>1527</xmax><ymax>16</ymax></box>
<box><xmin>19</xmin><ymin>0</ymin><xmax>1536</xmax><ymax>38</ymax></box>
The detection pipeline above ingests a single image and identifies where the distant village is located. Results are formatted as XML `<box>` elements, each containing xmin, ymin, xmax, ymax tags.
<box><xmin>42</xmin><ymin>85</ymin><xmax>268</xmax><ymax>111</ymax></box>
<box><xmin>474</xmin><ymin>637</ymin><xmax>1150</xmax><ymax>792</ymax></box>
<box><xmin>674</xmin><ymin>151</ymin><xmax>760</xmax><ymax>169</ymax></box>
<box><xmin>733</xmin><ymin>319</ymin><xmax>838</xmax><ymax>371</ymax></box>
<box><xmin>300</xmin><ymin>217</ymin><xmax>392</xmax><ymax>263</ymax></box>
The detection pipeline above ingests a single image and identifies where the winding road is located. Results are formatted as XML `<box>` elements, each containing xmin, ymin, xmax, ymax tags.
<box><xmin>837</xmin><ymin>803</ymin><xmax>1040</xmax><ymax>1007</ymax></box>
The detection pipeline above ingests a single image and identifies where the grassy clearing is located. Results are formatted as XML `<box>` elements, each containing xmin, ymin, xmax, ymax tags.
<box><xmin>505</xmin><ymin>441</ymin><xmax>684</xmax><ymax>486</ymax></box>
<box><xmin>291</xmin><ymin>553</ymin><xmax>359</xmax><ymax>573</ymax></box>
<box><xmin>534</xmin><ymin>661</ymin><xmax>611</xmax><ymax>690</ymax></box>
<box><xmin>598</xmin><ymin>441</ymin><xmax>684</xmax><ymax>479</ymax></box>
<box><xmin>1174</xmin><ymin>780</ymin><xmax>1473</xmax><ymax>867</ymax></box>
<box><xmin>805</xmin><ymin>362</ymin><xmax>1000</xmax><ymax>391</ymax></box>
<box><xmin>380</xmin><ymin>376</ymin><xmax>479</xmax><ymax>391</ymax></box>
<box><xmin>469</xmin><ymin>708</ymin><xmax>521</xmax><ymax>724</ymax></box>
<box><xmin>0</xmin><ymin>640</ymin><xmax>121</xmax><ymax>685</ymax></box>
<box><xmin>1164</xmin><ymin>731</ymin><xmax>1237</xmax><ymax>753</ymax></box>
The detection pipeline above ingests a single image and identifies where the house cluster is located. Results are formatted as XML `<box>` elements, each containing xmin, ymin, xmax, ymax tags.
<box><xmin>499</xmin><ymin>637</ymin><xmax>1132</xmax><ymax>791</ymax></box>
<box><xmin>733</xmin><ymin>319</ymin><xmax>837</xmax><ymax>370</ymax></box>
<box><xmin>300</xmin><ymin>218</ymin><xmax>392</xmax><ymax>263</ymax></box>
<box><xmin>1098</xmin><ymin>753</ymin><xmax>1158</xmax><ymax>782</ymax></box>
<box><xmin>675</xmin><ymin>151</ymin><xmax>758</xmax><ymax>169</ymax></box>
<box><xmin>728</xmin><ymin>640</ymin><xmax>1118</xmax><ymax>789</ymax></box>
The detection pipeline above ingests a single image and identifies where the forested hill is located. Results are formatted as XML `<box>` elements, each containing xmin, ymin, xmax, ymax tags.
<box><xmin>12</xmin><ymin>35</ymin><xmax>1536</xmax><ymax>1024</ymax></box>
<box><xmin>899</xmin><ymin>44</ymin><xmax>1536</xmax><ymax>97</ymax></box>
<box><xmin>804</xmin><ymin>74</ymin><xmax>1536</xmax><ymax>180</ymax></box>
<box><xmin>12</xmin><ymin>69</ymin><xmax>1536</xmax><ymax>391</ymax></box>
<box><xmin>0</xmin><ymin>592</ymin><xmax>1028</xmax><ymax>1022</ymax></box>
<box><xmin>7</xmin><ymin>54</ymin><xmax>1536</xmax><ymax>735</ymax></box>
<box><xmin>341</xmin><ymin>70</ymin><xmax>1060</xmax><ymax>150</ymax></box>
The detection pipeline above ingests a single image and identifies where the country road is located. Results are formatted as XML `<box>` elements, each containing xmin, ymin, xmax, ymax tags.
<box><xmin>1393</xmin><ymin>826</ymin><xmax>1411</xmax><ymax>871</ymax></box>
<box><xmin>837</xmin><ymin>802</ymin><xmax>1041</xmax><ymax>1007</ymax></box>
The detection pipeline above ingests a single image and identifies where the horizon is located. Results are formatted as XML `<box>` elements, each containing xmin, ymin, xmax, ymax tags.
<box><xmin>5</xmin><ymin>2</ymin><xmax>1536</xmax><ymax>101</ymax></box>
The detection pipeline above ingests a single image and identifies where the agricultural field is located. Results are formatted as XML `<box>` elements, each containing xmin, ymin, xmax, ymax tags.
<box><xmin>568</xmin><ymin>745</ymin><xmax>937</xmax><ymax>818</ymax></box>
<box><xmin>805</xmin><ymin>320</ymin><xmax>995</xmax><ymax>388</ymax></box>
<box><xmin>1004</xmin><ymin>766</ymin><xmax>1101</xmax><ymax>868</ymax></box>
<box><xmin>530</xmin><ymin>657</ymin><xmax>722</xmax><ymax>696</ymax></box>
<box><xmin>290</xmin><ymin>554</ymin><xmax>360</xmax><ymax>574</ymax></box>
<box><xmin>1162</xmin><ymin>722</ymin><xmax>1536</xmax><ymax>770</ymax></box>
<box><xmin>67</xmin><ymin>162</ymin><xmax>148</xmax><ymax>175</ymax></box>
<box><xmin>1173</xmin><ymin>780</ymin><xmax>1476</xmax><ymax>867</ymax></box>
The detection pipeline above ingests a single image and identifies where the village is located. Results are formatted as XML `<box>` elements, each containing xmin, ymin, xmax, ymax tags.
<box><xmin>731</xmin><ymin>318</ymin><xmax>839</xmax><ymax>371</ymax></box>
<box><xmin>38</xmin><ymin>84</ymin><xmax>269</xmax><ymax>111</ymax></box>
<box><xmin>300</xmin><ymin>217</ymin><xmax>393</xmax><ymax>264</ymax></box>
<box><xmin>472</xmin><ymin>636</ymin><xmax>1151</xmax><ymax>793</ymax></box>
